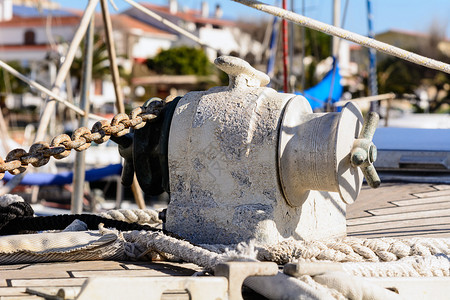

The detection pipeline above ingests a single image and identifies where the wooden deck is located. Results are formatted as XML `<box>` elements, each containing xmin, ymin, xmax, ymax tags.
<box><xmin>0</xmin><ymin>182</ymin><xmax>449</xmax><ymax>299</ymax></box>
<box><xmin>347</xmin><ymin>183</ymin><xmax>450</xmax><ymax>238</ymax></box>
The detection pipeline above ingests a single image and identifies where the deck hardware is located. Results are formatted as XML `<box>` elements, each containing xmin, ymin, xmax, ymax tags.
<box><xmin>350</xmin><ymin>112</ymin><xmax>381</xmax><ymax>188</ymax></box>
<box><xmin>215</xmin><ymin>261</ymin><xmax>278</xmax><ymax>300</ymax></box>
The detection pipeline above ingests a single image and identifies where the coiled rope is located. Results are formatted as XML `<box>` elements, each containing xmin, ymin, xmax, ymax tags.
<box><xmin>233</xmin><ymin>0</ymin><xmax>450</xmax><ymax>74</ymax></box>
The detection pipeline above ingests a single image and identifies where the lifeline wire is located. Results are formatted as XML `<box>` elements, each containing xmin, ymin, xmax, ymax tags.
<box><xmin>232</xmin><ymin>0</ymin><xmax>450</xmax><ymax>75</ymax></box>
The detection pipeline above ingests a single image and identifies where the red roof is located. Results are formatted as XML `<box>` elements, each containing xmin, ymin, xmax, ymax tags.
<box><xmin>0</xmin><ymin>15</ymin><xmax>81</xmax><ymax>27</ymax></box>
<box><xmin>110</xmin><ymin>14</ymin><xmax>175</xmax><ymax>36</ymax></box>
<box><xmin>0</xmin><ymin>44</ymin><xmax>51</xmax><ymax>51</ymax></box>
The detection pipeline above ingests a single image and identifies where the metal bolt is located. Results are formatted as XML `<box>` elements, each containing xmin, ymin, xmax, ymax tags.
<box><xmin>350</xmin><ymin>112</ymin><xmax>381</xmax><ymax>188</ymax></box>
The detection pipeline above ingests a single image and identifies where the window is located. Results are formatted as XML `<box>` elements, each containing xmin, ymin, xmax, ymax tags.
<box><xmin>24</xmin><ymin>30</ymin><xmax>35</xmax><ymax>45</ymax></box>
<box><xmin>94</xmin><ymin>79</ymin><xmax>103</xmax><ymax>95</ymax></box>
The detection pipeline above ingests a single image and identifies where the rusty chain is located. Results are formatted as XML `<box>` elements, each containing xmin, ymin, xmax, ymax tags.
<box><xmin>0</xmin><ymin>101</ymin><xmax>164</xmax><ymax>180</ymax></box>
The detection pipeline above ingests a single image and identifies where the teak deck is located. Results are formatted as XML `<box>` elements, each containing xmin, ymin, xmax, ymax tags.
<box><xmin>347</xmin><ymin>183</ymin><xmax>450</xmax><ymax>238</ymax></box>
<box><xmin>1</xmin><ymin>182</ymin><xmax>449</xmax><ymax>299</ymax></box>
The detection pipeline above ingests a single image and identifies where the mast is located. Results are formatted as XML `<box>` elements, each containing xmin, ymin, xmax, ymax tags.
<box><xmin>282</xmin><ymin>0</ymin><xmax>289</xmax><ymax>92</ymax></box>
<box><xmin>332</xmin><ymin>0</ymin><xmax>340</xmax><ymax>58</ymax></box>
<box><xmin>367</xmin><ymin>0</ymin><xmax>379</xmax><ymax>112</ymax></box>
<box><xmin>326</xmin><ymin>0</ymin><xmax>340</xmax><ymax>112</ymax></box>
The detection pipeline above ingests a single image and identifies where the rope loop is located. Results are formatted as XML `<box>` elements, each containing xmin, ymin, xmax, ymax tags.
<box><xmin>51</xmin><ymin>134</ymin><xmax>72</xmax><ymax>159</ymax></box>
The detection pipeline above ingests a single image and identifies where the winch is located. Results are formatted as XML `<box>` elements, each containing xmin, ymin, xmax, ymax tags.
<box><xmin>117</xmin><ymin>56</ymin><xmax>380</xmax><ymax>245</ymax></box>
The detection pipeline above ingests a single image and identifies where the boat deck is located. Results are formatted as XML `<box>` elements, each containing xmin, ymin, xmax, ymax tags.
<box><xmin>348</xmin><ymin>182</ymin><xmax>450</xmax><ymax>238</ymax></box>
<box><xmin>1</xmin><ymin>182</ymin><xmax>449</xmax><ymax>299</ymax></box>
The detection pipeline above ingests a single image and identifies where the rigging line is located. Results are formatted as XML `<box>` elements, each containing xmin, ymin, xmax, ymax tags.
<box><xmin>232</xmin><ymin>0</ymin><xmax>450</xmax><ymax>75</ymax></box>
<box><xmin>0</xmin><ymin>60</ymin><xmax>105</xmax><ymax>121</ymax></box>
<box><xmin>45</xmin><ymin>9</ymin><xmax>57</xmax><ymax>50</ymax></box>
<box><xmin>341</xmin><ymin>0</ymin><xmax>349</xmax><ymax>28</ymax></box>
<box><xmin>122</xmin><ymin>0</ymin><xmax>219</xmax><ymax>52</ymax></box>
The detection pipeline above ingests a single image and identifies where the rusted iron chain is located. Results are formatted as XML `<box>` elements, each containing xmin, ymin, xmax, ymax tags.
<box><xmin>0</xmin><ymin>102</ymin><xmax>163</xmax><ymax>180</ymax></box>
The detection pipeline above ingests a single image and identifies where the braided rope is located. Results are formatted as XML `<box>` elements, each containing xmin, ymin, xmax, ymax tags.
<box><xmin>123</xmin><ymin>230</ymin><xmax>223</xmax><ymax>271</ymax></box>
<box><xmin>123</xmin><ymin>230</ymin><xmax>450</xmax><ymax>279</ymax></box>
<box><xmin>257</xmin><ymin>237</ymin><xmax>450</xmax><ymax>264</ymax></box>
<box><xmin>0</xmin><ymin>101</ymin><xmax>163</xmax><ymax>180</ymax></box>
<box><xmin>98</xmin><ymin>208</ymin><xmax>162</xmax><ymax>225</ymax></box>
<box><xmin>233</xmin><ymin>0</ymin><xmax>450</xmax><ymax>74</ymax></box>
<box><xmin>342</xmin><ymin>254</ymin><xmax>450</xmax><ymax>277</ymax></box>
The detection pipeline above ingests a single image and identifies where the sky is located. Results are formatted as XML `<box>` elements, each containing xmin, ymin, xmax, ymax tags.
<box><xmin>54</xmin><ymin>0</ymin><xmax>450</xmax><ymax>38</ymax></box>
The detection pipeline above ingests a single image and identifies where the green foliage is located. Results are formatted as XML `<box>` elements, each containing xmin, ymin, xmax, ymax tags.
<box><xmin>71</xmin><ymin>33</ymin><xmax>127</xmax><ymax>94</ymax></box>
<box><xmin>0</xmin><ymin>61</ymin><xmax>30</xmax><ymax>95</ymax></box>
<box><xmin>302</xmin><ymin>28</ymin><xmax>332</xmax><ymax>61</ymax></box>
<box><xmin>377</xmin><ymin>48</ymin><xmax>450</xmax><ymax>113</ymax></box>
<box><xmin>146</xmin><ymin>46</ymin><xmax>213</xmax><ymax>76</ymax></box>
<box><xmin>377</xmin><ymin>57</ymin><xmax>421</xmax><ymax>95</ymax></box>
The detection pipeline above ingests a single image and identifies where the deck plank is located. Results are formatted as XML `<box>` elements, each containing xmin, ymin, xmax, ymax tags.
<box><xmin>71</xmin><ymin>269</ymin><xmax>174</xmax><ymax>278</ymax></box>
<box><xmin>412</xmin><ymin>189</ymin><xmax>450</xmax><ymax>198</ymax></box>
<box><xmin>347</xmin><ymin>183</ymin><xmax>436</xmax><ymax>218</ymax></box>
<box><xmin>367</xmin><ymin>201</ymin><xmax>450</xmax><ymax>216</ymax></box>
<box><xmin>391</xmin><ymin>195</ymin><xmax>450</xmax><ymax>206</ymax></box>
<box><xmin>347</xmin><ymin>216</ymin><xmax>450</xmax><ymax>237</ymax></box>
<box><xmin>121</xmin><ymin>262</ymin><xmax>202</xmax><ymax>273</ymax></box>
<box><xmin>0</xmin><ymin>261</ymin><xmax>126</xmax><ymax>287</ymax></box>
<box><xmin>9</xmin><ymin>278</ymin><xmax>86</xmax><ymax>287</ymax></box>
<box><xmin>348</xmin><ymin>182</ymin><xmax>450</xmax><ymax>239</ymax></box>
<box><xmin>347</xmin><ymin>207</ymin><xmax>450</xmax><ymax>226</ymax></box>
<box><xmin>433</xmin><ymin>184</ymin><xmax>450</xmax><ymax>191</ymax></box>
<box><xmin>0</xmin><ymin>287</ymin><xmax>27</xmax><ymax>296</ymax></box>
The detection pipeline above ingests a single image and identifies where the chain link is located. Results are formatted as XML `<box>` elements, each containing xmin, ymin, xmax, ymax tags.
<box><xmin>0</xmin><ymin>102</ymin><xmax>164</xmax><ymax>180</ymax></box>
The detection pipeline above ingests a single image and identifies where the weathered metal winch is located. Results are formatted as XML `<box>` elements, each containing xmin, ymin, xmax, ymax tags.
<box><xmin>118</xmin><ymin>56</ymin><xmax>380</xmax><ymax>245</ymax></box>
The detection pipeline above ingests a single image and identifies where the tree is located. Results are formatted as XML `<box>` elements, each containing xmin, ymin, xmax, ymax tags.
<box><xmin>70</xmin><ymin>33</ymin><xmax>126</xmax><ymax>95</ymax></box>
<box><xmin>376</xmin><ymin>28</ymin><xmax>450</xmax><ymax>113</ymax></box>
<box><xmin>146</xmin><ymin>46</ymin><xmax>213</xmax><ymax>76</ymax></box>
<box><xmin>0</xmin><ymin>61</ymin><xmax>30</xmax><ymax>99</ymax></box>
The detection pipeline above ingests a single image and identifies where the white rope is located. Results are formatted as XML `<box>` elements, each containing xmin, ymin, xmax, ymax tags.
<box><xmin>343</xmin><ymin>254</ymin><xmax>450</xmax><ymax>277</ymax></box>
<box><xmin>123</xmin><ymin>230</ymin><xmax>450</xmax><ymax>280</ymax></box>
<box><xmin>232</xmin><ymin>0</ymin><xmax>450</xmax><ymax>74</ymax></box>
<box><xmin>98</xmin><ymin>208</ymin><xmax>162</xmax><ymax>225</ymax></box>
<box><xmin>123</xmin><ymin>230</ymin><xmax>223</xmax><ymax>270</ymax></box>
<box><xmin>257</xmin><ymin>237</ymin><xmax>450</xmax><ymax>264</ymax></box>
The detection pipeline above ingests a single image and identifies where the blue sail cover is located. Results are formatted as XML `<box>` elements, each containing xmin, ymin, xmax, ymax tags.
<box><xmin>296</xmin><ymin>62</ymin><xmax>343</xmax><ymax>111</ymax></box>
<box><xmin>2</xmin><ymin>164</ymin><xmax>122</xmax><ymax>186</ymax></box>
